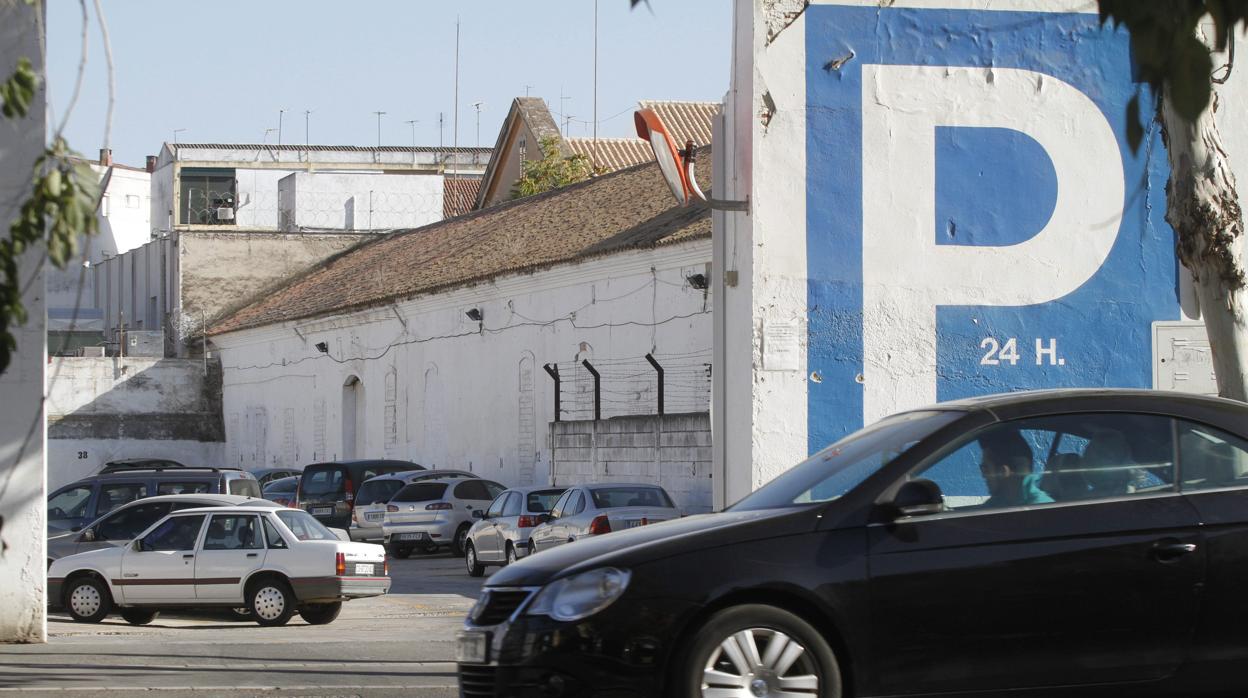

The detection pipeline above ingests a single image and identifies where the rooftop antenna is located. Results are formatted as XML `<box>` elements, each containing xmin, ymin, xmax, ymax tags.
<box><xmin>263</xmin><ymin>128</ymin><xmax>277</xmax><ymax>145</ymax></box>
<box><xmin>471</xmin><ymin>102</ymin><xmax>484</xmax><ymax>149</ymax></box>
<box><xmin>593</xmin><ymin>0</ymin><xmax>599</xmax><ymax>170</ymax></box>
<box><xmin>278</xmin><ymin>109</ymin><xmax>286</xmax><ymax>146</ymax></box>
<box><xmin>524</xmin><ymin>84</ymin><xmax>534</xmax><ymax>97</ymax></box>
<box><xmin>404</xmin><ymin>119</ymin><xmax>419</xmax><ymax>164</ymax></box>
<box><xmin>438</xmin><ymin>112</ymin><xmax>445</xmax><ymax>170</ymax></box>
<box><xmin>563</xmin><ymin>114</ymin><xmax>574</xmax><ymax>138</ymax></box>
<box><xmin>173</xmin><ymin>128</ymin><xmax>186</xmax><ymax>144</ymax></box>
<box><xmin>453</xmin><ymin>16</ymin><xmax>460</xmax><ymax>184</ymax></box>
<box><xmin>373</xmin><ymin>111</ymin><xmax>386</xmax><ymax>148</ymax></box>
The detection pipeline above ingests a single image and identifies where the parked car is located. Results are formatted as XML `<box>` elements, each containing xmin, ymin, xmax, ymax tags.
<box><xmin>48</xmin><ymin>466</ymin><xmax>262</xmax><ymax>533</ymax></box>
<box><xmin>382</xmin><ymin>478</ymin><xmax>505</xmax><ymax>558</ymax></box>
<box><xmin>464</xmin><ymin>486</ymin><xmax>566</xmax><ymax>576</ymax></box>
<box><xmin>251</xmin><ymin>467</ymin><xmax>301</xmax><ymax>489</ymax></box>
<box><xmin>261</xmin><ymin>476</ymin><xmax>299</xmax><ymax>507</ymax></box>
<box><xmin>351</xmin><ymin>469</ymin><xmax>480</xmax><ymax>543</ymax></box>
<box><xmin>297</xmin><ymin>459</ymin><xmax>421</xmax><ymax>530</ymax></box>
<box><xmin>48</xmin><ymin>493</ymin><xmax>282</xmax><ymax>563</ymax></box>
<box><xmin>49</xmin><ymin>506</ymin><xmax>390</xmax><ymax>627</ymax></box>
<box><xmin>526</xmin><ymin>483</ymin><xmax>679</xmax><ymax>554</ymax></box>
<box><xmin>457</xmin><ymin>390</ymin><xmax>1248</xmax><ymax>697</ymax></box>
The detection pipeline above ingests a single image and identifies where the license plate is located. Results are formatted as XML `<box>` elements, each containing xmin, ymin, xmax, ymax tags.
<box><xmin>365</xmin><ymin>512</ymin><xmax>383</xmax><ymax>522</ymax></box>
<box><xmin>312</xmin><ymin>506</ymin><xmax>333</xmax><ymax>516</ymax></box>
<box><xmin>456</xmin><ymin>631</ymin><xmax>488</xmax><ymax>664</ymax></box>
<box><xmin>627</xmin><ymin>520</ymin><xmax>644</xmax><ymax>528</ymax></box>
<box><xmin>397</xmin><ymin>532</ymin><xmax>428</xmax><ymax>541</ymax></box>
<box><xmin>354</xmin><ymin>563</ymin><xmax>375</xmax><ymax>576</ymax></box>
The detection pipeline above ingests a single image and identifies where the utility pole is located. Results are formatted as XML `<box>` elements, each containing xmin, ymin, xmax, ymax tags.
<box><xmin>278</xmin><ymin>109</ymin><xmax>286</xmax><ymax>146</ymax></box>
<box><xmin>438</xmin><ymin>112</ymin><xmax>445</xmax><ymax>170</ymax></box>
<box><xmin>304</xmin><ymin>110</ymin><xmax>312</xmax><ymax>147</ymax></box>
<box><xmin>593</xmin><ymin>0</ymin><xmax>599</xmax><ymax>170</ymax></box>
<box><xmin>373</xmin><ymin>111</ymin><xmax>386</xmax><ymax>148</ymax></box>
<box><xmin>453</xmin><ymin>16</ymin><xmax>460</xmax><ymax>183</ymax></box>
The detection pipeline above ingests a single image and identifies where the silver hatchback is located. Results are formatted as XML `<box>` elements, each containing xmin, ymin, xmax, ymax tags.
<box><xmin>463</xmin><ymin>486</ymin><xmax>566</xmax><ymax>576</ymax></box>
<box><xmin>382</xmin><ymin>478</ymin><xmax>505</xmax><ymax>557</ymax></box>
<box><xmin>528</xmin><ymin>483</ymin><xmax>680</xmax><ymax>554</ymax></box>
<box><xmin>350</xmin><ymin>469</ymin><xmax>479</xmax><ymax>543</ymax></box>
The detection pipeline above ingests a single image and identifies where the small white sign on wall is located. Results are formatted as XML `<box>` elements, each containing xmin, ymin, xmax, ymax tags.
<box><xmin>762</xmin><ymin>318</ymin><xmax>800</xmax><ymax>372</ymax></box>
<box><xmin>1153</xmin><ymin>321</ymin><xmax>1218</xmax><ymax>396</ymax></box>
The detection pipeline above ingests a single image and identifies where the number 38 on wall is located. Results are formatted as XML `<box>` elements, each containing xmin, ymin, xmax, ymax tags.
<box><xmin>77</xmin><ymin>451</ymin><xmax>88</xmax><ymax>459</ymax></box>
<box><xmin>981</xmin><ymin>337</ymin><xmax>1066</xmax><ymax>367</ymax></box>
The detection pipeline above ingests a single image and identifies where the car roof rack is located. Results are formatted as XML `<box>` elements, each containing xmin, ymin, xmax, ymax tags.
<box><xmin>99</xmin><ymin>463</ymin><xmax>244</xmax><ymax>475</ymax></box>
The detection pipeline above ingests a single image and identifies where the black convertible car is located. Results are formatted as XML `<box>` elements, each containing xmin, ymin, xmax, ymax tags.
<box><xmin>457</xmin><ymin>390</ymin><xmax>1248</xmax><ymax>697</ymax></box>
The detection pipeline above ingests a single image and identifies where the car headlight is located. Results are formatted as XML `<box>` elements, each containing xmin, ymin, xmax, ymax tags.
<box><xmin>525</xmin><ymin>567</ymin><xmax>631</xmax><ymax>622</ymax></box>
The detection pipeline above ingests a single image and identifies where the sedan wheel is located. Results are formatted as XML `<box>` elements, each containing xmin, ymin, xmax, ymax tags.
<box><xmin>247</xmin><ymin>579</ymin><xmax>295</xmax><ymax>627</ymax></box>
<box><xmin>66</xmin><ymin>577</ymin><xmax>112</xmax><ymax>623</ymax></box>
<box><xmin>505</xmin><ymin>544</ymin><xmax>518</xmax><ymax>566</ymax></box>
<box><xmin>465</xmin><ymin>541</ymin><xmax>485</xmax><ymax>577</ymax></box>
<box><xmin>685</xmin><ymin>605</ymin><xmax>840</xmax><ymax>698</ymax></box>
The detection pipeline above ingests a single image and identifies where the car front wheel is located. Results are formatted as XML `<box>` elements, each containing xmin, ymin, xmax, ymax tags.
<box><xmin>505</xmin><ymin>543</ymin><xmax>518</xmax><ymax>566</ymax></box>
<box><xmin>465</xmin><ymin>541</ymin><xmax>485</xmax><ymax>577</ymax></box>
<box><xmin>681</xmin><ymin>604</ymin><xmax>841</xmax><ymax>698</ymax></box>
<box><xmin>247</xmin><ymin>578</ymin><xmax>296</xmax><ymax>627</ymax></box>
<box><xmin>65</xmin><ymin>576</ymin><xmax>112</xmax><ymax>623</ymax></box>
<box><xmin>298</xmin><ymin>602</ymin><xmax>342</xmax><ymax>625</ymax></box>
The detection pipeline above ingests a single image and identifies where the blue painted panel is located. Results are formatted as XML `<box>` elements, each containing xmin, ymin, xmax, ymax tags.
<box><xmin>805</xmin><ymin>7</ymin><xmax>1179</xmax><ymax>452</ymax></box>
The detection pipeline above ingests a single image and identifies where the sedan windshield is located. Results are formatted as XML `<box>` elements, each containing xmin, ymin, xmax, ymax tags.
<box><xmin>729</xmin><ymin>410</ymin><xmax>964</xmax><ymax>511</ymax></box>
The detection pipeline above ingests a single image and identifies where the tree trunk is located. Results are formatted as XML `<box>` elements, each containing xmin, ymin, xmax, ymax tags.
<box><xmin>1162</xmin><ymin>87</ymin><xmax>1248</xmax><ymax>402</ymax></box>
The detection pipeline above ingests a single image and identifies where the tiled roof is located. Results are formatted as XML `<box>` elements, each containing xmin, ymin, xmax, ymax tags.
<box><xmin>475</xmin><ymin>98</ymin><xmax>568</xmax><ymax>209</ymax></box>
<box><xmin>443</xmin><ymin>177</ymin><xmax>481</xmax><ymax>218</ymax></box>
<box><xmin>638</xmin><ymin>100</ymin><xmax>719</xmax><ymax>148</ymax></box>
<box><xmin>566</xmin><ymin>138</ymin><xmax>654</xmax><ymax>173</ymax></box>
<box><xmin>170</xmin><ymin>143</ymin><xmax>492</xmax><ymax>154</ymax></box>
<box><xmin>211</xmin><ymin>147</ymin><xmax>712</xmax><ymax>336</ymax></box>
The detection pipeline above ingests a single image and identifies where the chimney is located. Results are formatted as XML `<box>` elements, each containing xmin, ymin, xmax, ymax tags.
<box><xmin>145</xmin><ymin>155</ymin><xmax>157</xmax><ymax>173</ymax></box>
<box><xmin>99</xmin><ymin>148</ymin><xmax>112</xmax><ymax>166</ymax></box>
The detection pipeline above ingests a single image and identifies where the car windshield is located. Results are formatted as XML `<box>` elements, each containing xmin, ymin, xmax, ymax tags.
<box><xmin>357</xmin><ymin>479</ymin><xmax>405</xmax><ymax>505</ymax></box>
<box><xmin>527</xmin><ymin>489</ymin><xmax>565</xmax><ymax>512</ymax></box>
<box><xmin>729</xmin><ymin>410</ymin><xmax>964</xmax><ymax>511</ymax></box>
<box><xmin>301</xmin><ymin>466</ymin><xmax>346</xmax><ymax>496</ymax></box>
<box><xmin>392</xmin><ymin>482</ymin><xmax>448</xmax><ymax>502</ymax></box>
<box><xmin>275</xmin><ymin>510</ymin><xmax>338</xmax><ymax>541</ymax></box>
<box><xmin>590</xmin><ymin>486</ymin><xmax>674</xmax><ymax>509</ymax></box>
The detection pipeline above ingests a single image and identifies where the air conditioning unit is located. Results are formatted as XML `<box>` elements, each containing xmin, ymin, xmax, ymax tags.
<box><xmin>77</xmin><ymin>346</ymin><xmax>105</xmax><ymax>357</ymax></box>
<box><xmin>215</xmin><ymin>207</ymin><xmax>235</xmax><ymax>221</ymax></box>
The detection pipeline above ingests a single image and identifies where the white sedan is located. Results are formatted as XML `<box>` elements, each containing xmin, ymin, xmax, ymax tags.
<box><xmin>48</xmin><ymin>505</ymin><xmax>390</xmax><ymax>627</ymax></box>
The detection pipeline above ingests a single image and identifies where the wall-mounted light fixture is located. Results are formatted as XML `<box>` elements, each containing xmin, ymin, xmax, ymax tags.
<box><xmin>686</xmin><ymin>273</ymin><xmax>708</xmax><ymax>290</ymax></box>
<box><xmin>465</xmin><ymin>308</ymin><xmax>483</xmax><ymax>322</ymax></box>
<box><xmin>315</xmin><ymin>341</ymin><xmax>329</xmax><ymax>353</ymax></box>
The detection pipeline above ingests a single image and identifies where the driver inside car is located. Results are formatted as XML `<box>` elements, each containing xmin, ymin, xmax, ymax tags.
<box><xmin>979</xmin><ymin>430</ymin><xmax>1054</xmax><ymax>508</ymax></box>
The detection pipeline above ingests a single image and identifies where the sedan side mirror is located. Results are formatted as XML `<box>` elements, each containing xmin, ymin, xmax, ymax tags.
<box><xmin>80</xmin><ymin>528</ymin><xmax>96</xmax><ymax>542</ymax></box>
<box><xmin>891</xmin><ymin>479</ymin><xmax>946</xmax><ymax>518</ymax></box>
<box><xmin>537</xmin><ymin>513</ymin><xmax>552</xmax><ymax>524</ymax></box>
<box><xmin>472</xmin><ymin>510</ymin><xmax>485</xmax><ymax>520</ymax></box>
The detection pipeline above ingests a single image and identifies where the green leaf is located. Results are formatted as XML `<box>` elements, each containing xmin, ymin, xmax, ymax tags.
<box><xmin>1169</xmin><ymin>33</ymin><xmax>1215</xmax><ymax>120</ymax></box>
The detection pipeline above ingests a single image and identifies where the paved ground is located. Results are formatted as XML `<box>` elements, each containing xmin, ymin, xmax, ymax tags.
<box><xmin>0</xmin><ymin>553</ymin><xmax>495</xmax><ymax>697</ymax></box>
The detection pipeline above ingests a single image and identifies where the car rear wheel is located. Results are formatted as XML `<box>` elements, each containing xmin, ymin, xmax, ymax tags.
<box><xmin>298</xmin><ymin>602</ymin><xmax>342</xmax><ymax>625</ymax></box>
<box><xmin>65</xmin><ymin>576</ymin><xmax>112</xmax><ymax>623</ymax></box>
<box><xmin>389</xmin><ymin>545</ymin><xmax>412</xmax><ymax>559</ymax></box>
<box><xmin>229</xmin><ymin>607</ymin><xmax>252</xmax><ymax>620</ymax></box>
<box><xmin>505</xmin><ymin>543</ymin><xmax>518</xmax><ymax>566</ymax></box>
<box><xmin>120</xmin><ymin>608</ymin><xmax>159</xmax><ymax>626</ymax></box>
<box><xmin>681</xmin><ymin>604</ymin><xmax>841</xmax><ymax>698</ymax></box>
<box><xmin>247</xmin><ymin>578</ymin><xmax>296</xmax><ymax>627</ymax></box>
<box><xmin>451</xmin><ymin>524</ymin><xmax>471</xmax><ymax>557</ymax></box>
<box><xmin>465</xmin><ymin>541</ymin><xmax>485</xmax><ymax>577</ymax></box>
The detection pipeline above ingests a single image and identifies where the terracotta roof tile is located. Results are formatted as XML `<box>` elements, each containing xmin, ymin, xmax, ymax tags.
<box><xmin>211</xmin><ymin>147</ymin><xmax>713</xmax><ymax>336</ymax></box>
<box><xmin>566</xmin><ymin>138</ymin><xmax>654</xmax><ymax>173</ymax></box>
<box><xmin>443</xmin><ymin>177</ymin><xmax>481</xmax><ymax>218</ymax></box>
<box><xmin>638</xmin><ymin>100</ymin><xmax>719</xmax><ymax>148</ymax></box>
<box><xmin>170</xmin><ymin>143</ymin><xmax>491</xmax><ymax>154</ymax></box>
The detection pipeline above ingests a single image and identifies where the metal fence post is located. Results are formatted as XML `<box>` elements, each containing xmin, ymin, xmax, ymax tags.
<box><xmin>542</xmin><ymin>363</ymin><xmax>561</xmax><ymax>422</ymax></box>
<box><xmin>645</xmin><ymin>353</ymin><xmax>664</xmax><ymax>416</ymax></box>
<box><xmin>582</xmin><ymin>359</ymin><xmax>601</xmax><ymax>421</ymax></box>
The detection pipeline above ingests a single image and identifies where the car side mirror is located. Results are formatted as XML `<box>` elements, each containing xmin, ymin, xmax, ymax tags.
<box><xmin>81</xmin><ymin>528</ymin><xmax>96</xmax><ymax>542</ymax></box>
<box><xmin>891</xmin><ymin>479</ymin><xmax>946</xmax><ymax>518</ymax></box>
<box><xmin>132</xmin><ymin>539</ymin><xmax>144</xmax><ymax>552</ymax></box>
<box><xmin>472</xmin><ymin>510</ymin><xmax>485</xmax><ymax>520</ymax></box>
<box><xmin>539</xmin><ymin>513</ymin><xmax>554</xmax><ymax>523</ymax></box>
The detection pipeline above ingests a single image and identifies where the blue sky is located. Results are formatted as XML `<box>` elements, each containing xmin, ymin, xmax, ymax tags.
<box><xmin>46</xmin><ymin>1</ymin><xmax>732</xmax><ymax>166</ymax></box>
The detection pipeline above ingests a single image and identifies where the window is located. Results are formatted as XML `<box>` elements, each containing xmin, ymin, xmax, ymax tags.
<box><xmin>393</xmin><ymin>483</ymin><xmax>448</xmax><ymax>503</ymax></box>
<box><xmin>549</xmin><ymin>490</ymin><xmax>573</xmax><ymax>519</ymax></box>
<box><xmin>276</xmin><ymin>510</ymin><xmax>337</xmax><ymax>541</ymax></box>
<box><xmin>157</xmin><ymin>481</ymin><xmax>210</xmax><ymax>495</ymax></box>
<box><xmin>179</xmin><ymin>168</ymin><xmax>236</xmax><ymax>225</ymax></box>
<box><xmin>357</xmin><ymin>479</ymin><xmax>405</xmax><ymax>506</ymax></box>
<box><xmin>262</xmin><ymin>517</ymin><xmax>287</xmax><ymax>549</ymax></box>
<box><xmin>527</xmin><ymin>489</ymin><xmax>564</xmax><ymax>513</ymax></box>
<box><xmin>591</xmin><ymin>487</ymin><xmax>675</xmax><ymax>509</ymax></box>
<box><xmin>95</xmin><ymin>501</ymin><xmax>172</xmax><ymax>541</ymax></box>
<box><xmin>203</xmin><ymin>515</ymin><xmax>263</xmax><ymax>550</ymax></box>
<box><xmin>140</xmin><ymin>514</ymin><xmax>206</xmax><ymax>551</ymax></box>
<box><xmin>501</xmin><ymin>492</ymin><xmax>523</xmax><ymax>517</ymax></box>
<box><xmin>229</xmin><ymin>479</ymin><xmax>261</xmax><ymax>498</ymax></box>
<box><xmin>125</xmin><ymin>194</ymin><xmax>140</xmax><ymax>208</ymax></box>
<box><xmin>48</xmin><ymin>486</ymin><xmax>93</xmax><ymax>522</ymax></box>
<box><xmin>301</xmin><ymin>466</ymin><xmax>346</xmax><ymax>497</ymax></box>
<box><xmin>1179</xmin><ymin>421</ymin><xmax>1248</xmax><ymax>491</ymax></box>
<box><xmin>454</xmin><ymin>480</ymin><xmax>495</xmax><ymax>501</ymax></box>
<box><xmin>96</xmin><ymin>483</ymin><xmax>148</xmax><ymax>517</ymax></box>
<box><xmin>486</xmin><ymin>493</ymin><xmax>509</xmax><ymax>519</ymax></box>
<box><xmin>910</xmin><ymin>413</ymin><xmax>1176</xmax><ymax>513</ymax></box>
<box><xmin>570</xmin><ymin>492</ymin><xmax>586</xmax><ymax>515</ymax></box>
<box><xmin>485</xmin><ymin>481</ymin><xmax>506</xmax><ymax>499</ymax></box>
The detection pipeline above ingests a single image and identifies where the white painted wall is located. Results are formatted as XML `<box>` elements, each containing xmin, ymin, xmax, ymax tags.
<box><xmin>212</xmin><ymin>240</ymin><xmax>713</xmax><ymax>489</ymax></box>
<box><xmin>0</xmin><ymin>0</ymin><xmax>46</xmax><ymax>643</ymax></box>
<box><xmin>278</xmin><ymin>172</ymin><xmax>444</xmax><ymax>231</ymax></box>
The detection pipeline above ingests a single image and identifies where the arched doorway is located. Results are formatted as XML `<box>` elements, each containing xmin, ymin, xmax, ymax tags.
<box><xmin>342</xmin><ymin>375</ymin><xmax>364</xmax><ymax>460</ymax></box>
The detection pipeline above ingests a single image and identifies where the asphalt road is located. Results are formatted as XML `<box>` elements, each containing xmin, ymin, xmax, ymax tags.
<box><xmin>0</xmin><ymin>552</ymin><xmax>494</xmax><ymax>697</ymax></box>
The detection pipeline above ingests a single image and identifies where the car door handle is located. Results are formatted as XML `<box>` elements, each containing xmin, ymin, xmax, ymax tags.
<box><xmin>182</xmin><ymin>554</ymin><xmax>194</xmax><ymax>559</ymax></box>
<box><xmin>246</xmin><ymin>553</ymin><xmax>258</xmax><ymax>558</ymax></box>
<box><xmin>1152</xmin><ymin>541</ymin><xmax>1197</xmax><ymax>562</ymax></box>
